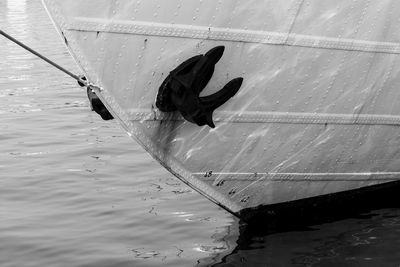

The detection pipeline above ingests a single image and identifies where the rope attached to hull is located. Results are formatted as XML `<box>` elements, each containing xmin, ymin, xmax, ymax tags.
<box><xmin>0</xmin><ymin>29</ymin><xmax>113</xmax><ymax>120</ymax></box>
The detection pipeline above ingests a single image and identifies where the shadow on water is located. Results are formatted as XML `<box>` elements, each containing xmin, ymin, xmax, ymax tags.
<box><xmin>201</xmin><ymin>181</ymin><xmax>400</xmax><ymax>266</ymax></box>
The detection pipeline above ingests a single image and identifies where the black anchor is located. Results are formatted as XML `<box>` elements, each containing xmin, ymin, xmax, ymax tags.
<box><xmin>156</xmin><ymin>46</ymin><xmax>243</xmax><ymax>128</ymax></box>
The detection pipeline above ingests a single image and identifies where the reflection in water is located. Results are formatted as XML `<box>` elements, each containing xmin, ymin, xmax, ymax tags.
<box><xmin>214</xmin><ymin>210</ymin><xmax>400</xmax><ymax>267</ymax></box>
<box><xmin>7</xmin><ymin>0</ymin><xmax>26</xmax><ymax>12</ymax></box>
<box><xmin>7</xmin><ymin>0</ymin><xmax>27</xmax><ymax>33</ymax></box>
<box><xmin>206</xmin><ymin>183</ymin><xmax>400</xmax><ymax>266</ymax></box>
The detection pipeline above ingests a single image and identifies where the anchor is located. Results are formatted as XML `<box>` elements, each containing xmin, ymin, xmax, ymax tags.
<box><xmin>156</xmin><ymin>46</ymin><xmax>243</xmax><ymax>128</ymax></box>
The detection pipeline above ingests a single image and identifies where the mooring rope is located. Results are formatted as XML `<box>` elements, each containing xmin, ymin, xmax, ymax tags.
<box><xmin>0</xmin><ymin>29</ymin><xmax>89</xmax><ymax>88</ymax></box>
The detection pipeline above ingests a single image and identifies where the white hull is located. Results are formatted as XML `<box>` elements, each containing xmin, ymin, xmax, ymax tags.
<box><xmin>43</xmin><ymin>0</ymin><xmax>400</xmax><ymax>216</ymax></box>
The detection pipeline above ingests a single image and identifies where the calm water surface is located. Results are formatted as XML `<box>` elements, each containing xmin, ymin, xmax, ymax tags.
<box><xmin>1</xmin><ymin>1</ymin><xmax>400</xmax><ymax>267</ymax></box>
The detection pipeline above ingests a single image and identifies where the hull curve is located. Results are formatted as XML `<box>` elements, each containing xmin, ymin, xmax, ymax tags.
<box><xmin>42</xmin><ymin>0</ymin><xmax>400</xmax><ymax>217</ymax></box>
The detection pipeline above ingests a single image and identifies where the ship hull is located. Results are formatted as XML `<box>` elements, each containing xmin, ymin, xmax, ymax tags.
<box><xmin>43</xmin><ymin>0</ymin><xmax>400</xmax><ymax>217</ymax></box>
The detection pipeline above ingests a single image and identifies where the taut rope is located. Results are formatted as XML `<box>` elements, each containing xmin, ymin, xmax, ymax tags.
<box><xmin>0</xmin><ymin>29</ymin><xmax>88</xmax><ymax>87</ymax></box>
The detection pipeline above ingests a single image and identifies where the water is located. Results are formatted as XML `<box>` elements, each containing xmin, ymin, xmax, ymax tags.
<box><xmin>1</xmin><ymin>1</ymin><xmax>400</xmax><ymax>266</ymax></box>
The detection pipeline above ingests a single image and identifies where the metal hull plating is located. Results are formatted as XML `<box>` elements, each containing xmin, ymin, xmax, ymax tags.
<box><xmin>43</xmin><ymin>0</ymin><xmax>400</xmax><ymax>216</ymax></box>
